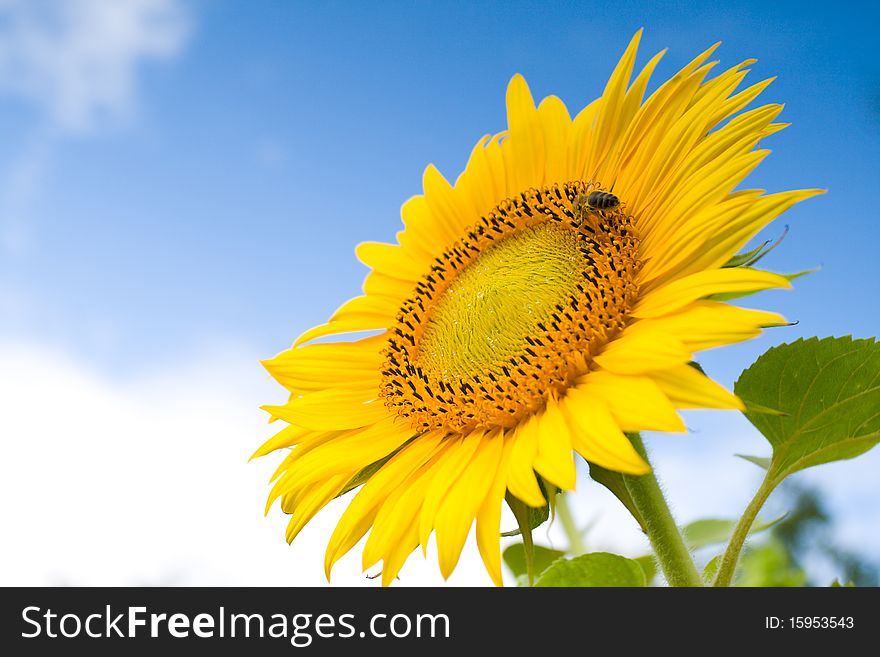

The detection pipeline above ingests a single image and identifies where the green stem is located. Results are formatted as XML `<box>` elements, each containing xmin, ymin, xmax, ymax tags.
<box><xmin>713</xmin><ymin>473</ymin><xmax>777</xmax><ymax>587</ymax></box>
<box><xmin>556</xmin><ymin>493</ymin><xmax>586</xmax><ymax>556</ymax></box>
<box><xmin>506</xmin><ymin>493</ymin><xmax>537</xmax><ymax>586</ymax></box>
<box><xmin>622</xmin><ymin>434</ymin><xmax>702</xmax><ymax>587</ymax></box>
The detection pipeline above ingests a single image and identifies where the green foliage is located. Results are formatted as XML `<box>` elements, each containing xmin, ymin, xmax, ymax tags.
<box><xmin>682</xmin><ymin>515</ymin><xmax>784</xmax><ymax>550</ymax></box>
<box><xmin>735</xmin><ymin>336</ymin><xmax>880</xmax><ymax>484</ymax></box>
<box><xmin>702</xmin><ymin>555</ymin><xmax>721</xmax><ymax>583</ymax></box>
<box><xmin>634</xmin><ymin>555</ymin><xmax>658</xmax><ymax>585</ymax></box>
<box><xmin>336</xmin><ymin>453</ymin><xmax>397</xmax><ymax>498</ymax></box>
<box><xmin>501</xmin><ymin>479</ymin><xmax>556</xmax><ymax>537</ymax></box>
<box><xmin>723</xmin><ymin>227</ymin><xmax>788</xmax><ymax>268</ymax></box>
<box><xmin>735</xmin><ymin>539</ymin><xmax>808</xmax><ymax>587</ymax></box>
<box><xmin>500</xmin><ymin>504</ymin><xmax>549</xmax><ymax>537</ymax></box>
<box><xmin>535</xmin><ymin>553</ymin><xmax>646</xmax><ymax>587</ymax></box>
<box><xmin>769</xmin><ymin>483</ymin><xmax>879</xmax><ymax>587</ymax></box>
<box><xmin>735</xmin><ymin>454</ymin><xmax>771</xmax><ymax>469</ymax></box>
<box><xmin>502</xmin><ymin>544</ymin><xmax>564</xmax><ymax>582</ymax></box>
<box><xmin>587</xmin><ymin>461</ymin><xmax>646</xmax><ymax>532</ymax></box>
<box><xmin>716</xmin><ymin>482</ymin><xmax>880</xmax><ymax>587</ymax></box>
<box><xmin>502</xmin><ymin>337</ymin><xmax>880</xmax><ymax>588</ymax></box>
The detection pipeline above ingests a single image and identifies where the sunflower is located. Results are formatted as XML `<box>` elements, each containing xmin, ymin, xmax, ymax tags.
<box><xmin>254</xmin><ymin>30</ymin><xmax>820</xmax><ymax>586</ymax></box>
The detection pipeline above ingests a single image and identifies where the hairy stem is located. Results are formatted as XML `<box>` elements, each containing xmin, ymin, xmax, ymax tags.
<box><xmin>622</xmin><ymin>434</ymin><xmax>702</xmax><ymax>587</ymax></box>
<box><xmin>713</xmin><ymin>474</ymin><xmax>777</xmax><ymax>587</ymax></box>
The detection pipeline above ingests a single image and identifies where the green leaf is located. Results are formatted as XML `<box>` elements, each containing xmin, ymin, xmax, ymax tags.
<box><xmin>634</xmin><ymin>555</ymin><xmax>657</xmax><ymax>585</ymax></box>
<box><xmin>783</xmin><ymin>267</ymin><xmax>820</xmax><ymax>283</ymax></box>
<box><xmin>735</xmin><ymin>454</ymin><xmax>771</xmax><ymax>470</ymax></box>
<box><xmin>830</xmin><ymin>579</ymin><xmax>856</xmax><ymax>587</ymax></box>
<box><xmin>587</xmin><ymin>462</ymin><xmax>647</xmax><ymax>532</ymax></box>
<box><xmin>736</xmin><ymin>539</ymin><xmax>808</xmax><ymax>586</ymax></box>
<box><xmin>723</xmin><ymin>226</ymin><xmax>788</xmax><ymax>268</ymax></box>
<box><xmin>735</xmin><ymin>336</ymin><xmax>880</xmax><ymax>484</ymax></box>
<box><xmin>688</xmin><ymin>360</ymin><xmax>706</xmax><ymax>375</ymax></box>
<box><xmin>681</xmin><ymin>515</ymin><xmax>785</xmax><ymax>550</ymax></box>
<box><xmin>500</xmin><ymin>505</ymin><xmax>549</xmax><ymax>537</ymax></box>
<box><xmin>535</xmin><ymin>552</ymin><xmax>647</xmax><ymax>587</ymax></box>
<box><xmin>502</xmin><ymin>544</ymin><xmax>565</xmax><ymax>580</ymax></box>
<box><xmin>742</xmin><ymin>400</ymin><xmax>789</xmax><ymax>417</ymax></box>
<box><xmin>500</xmin><ymin>479</ymin><xmax>556</xmax><ymax>537</ymax></box>
<box><xmin>335</xmin><ymin>440</ymin><xmax>413</xmax><ymax>497</ymax></box>
<box><xmin>702</xmin><ymin>555</ymin><xmax>721</xmax><ymax>583</ymax></box>
<box><xmin>723</xmin><ymin>242</ymin><xmax>771</xmax><ymax>269</ymax></box>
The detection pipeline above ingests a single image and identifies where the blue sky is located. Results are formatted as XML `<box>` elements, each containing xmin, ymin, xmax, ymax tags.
<box><xmin>0</xmin><ymin>0</ymin><xmax>877</xmax><ymax>586</ymax></box>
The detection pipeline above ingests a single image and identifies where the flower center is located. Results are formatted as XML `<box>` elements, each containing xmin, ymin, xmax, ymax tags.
<box><xmin>381</xmin><ymin>181</ymin><xmax>641</xmax><ymax>434</ymax></box>
<box><xmin>418</xmin><ymin>222</ymin><xmax>584</xmax><ymax>378</ymax></box>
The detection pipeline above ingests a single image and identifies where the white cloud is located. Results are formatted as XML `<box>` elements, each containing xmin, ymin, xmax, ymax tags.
<box><xmin>0</xmin><ymin>0</ymin><xmax>190</xmax><ymax>133</ymax></box>
<box><xmin>0</xmin><ymin>339</ymin><xmax>499</xmax><ymax>586</ymax></box>
<box><xmin>0</xmin><ymin>338</ymin><xmax>876</xmax><ymax>586</ymax></box>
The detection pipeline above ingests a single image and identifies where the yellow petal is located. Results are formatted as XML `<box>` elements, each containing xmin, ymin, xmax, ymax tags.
<box><xmin>560</xmin><ymin>388</ymin><xmax>650</xmax><ymax>474</ymax></box>
<box><xmin>593</xmin><ymin>329</ymin><xmax>692</xmax><ymax>374</ymax></box>
<box><xmin>362</xmin><ymin>457</ymin><xmax>438</xmax><ymax>572</ymax></box>
<box><xmin>379</xmin><ymin>516</ymin><xmax>421</xmax><ymax>587</ymax></box>
<box><xmin>641</xmin><ymin>149</ymin><xmax>769</xmax><ymax>253</ymax></box>
<box><xmin>615</xmin><ymin>42</ymin><xmax>720</xmax><ymax>207</ymax></box>
<box><xmin>504</xmin><ymin>74</ymin><xmax>544</xmax><ymax>193</ymax></box>
<box><xmin>476</xmin><ymin>435</ymin><xmax>515</xmax><ymax>586</ymax></box>
<box><xmin>262</xmin><ymin>335</ymin><xmax>383</xmax><ymax>393</ymax></box>
<box><xmin>505</xmin><ymin>414</ymin><xmax>547</xmax><ymax>508</ymax></box>
<box><xmin>362</xmin><ymin>269</ymin><xmax>417</xmax><ymax>300</ymax></box>
<box><xmin>324</xmin><ymin>431</ymin><xmax>444</xmax><ymax>579</ymax></box>
<box><xmin>648</xmin><ymin>364</ymin><xmax>744</xmax><ymax>410</ymax></box>
<box><xmin>624</xmin><ymin>63</ymin><xmax>752</xmax><ymax>219</ymax></box>
<box><xmin>654</xmin><ymin>104</ymin><xmax>783</xmax><ymax>205</ymax></box>
<box><xmin>537</xmin><ymin>95</ymin><xmax>572</xmax><ymax>184</ymax></box>
<box><xmin>588</xmin><ymin>29</ymin><xmax>642</xmax><ymax>180</ymax></box>
<box><xmin>435</xmin><ymin>432</ymin><xmax>503</xmax><ymax>578</ymax></box>
<box><xmin>626</xmin><ymin>300</ymin><xmax>788</xmax><ymax>353</ymax></box>
<box><xmin>267</xmin><ymin>430</ymin><xmax>351</xmax><ymax>485</ymax></box>
<box><xmin>423</xmin><ymin>164</ymin><xmax>473</xmax><ymax>243</ymax></box>
<box><xmin>577</xmin><ymin>370</ymin><xmax>685</xmax><ymax>433</ymax></box>
<box><xmin>642</xmin><ymin>189</ymin><xmax>823</xmax><ymax>287</ymax></box>
<box><xmin>267</xmin><ymin>417</ymin><xmax>413</xmax><ymax>504</ymax></box>
<box><xmin>293</xmin><ymin>319</ymin><xmax>388</xmax><ymax>347</ymax></box>
<box><xmin>330</xmin><ymin>294</ymin><xmax>401</xmax><ymax>323</ymax></box>
<box><xmin>418</xmin><ymin>432</ymin><xmax>484</xmax><ymax>551</ymax></box>
<box><xmin>633</xmin><ymin>267</ymin><xmax>792</xmax><ymax>319</ymax></box>
<box><xmin>454</xmin><ymin>134</ymin><xmax>504</xmax><ymax>219</ymax></box>
<box><xmin>250</xmin><ymin>423</ymin><xmax>313</xmax><ymax>460</ymax></box>
<box><xmin>532</xmin><ymin>398</ymin><xmax>577</xmax><ymax>490</ymax></box>
<box><xmin>284</xmin><ymin>473</ymin><xmax>349</xmax><ymax>543</ymax></box>
<box><xmin>261</xmin><ymin>389</ymin><xmax>387</xmax><ymax>431</ymax></box>
<box><xmin>356</xmin><ymin>241</ymin><xmax>426</xmax><ymax>282</ymax></box>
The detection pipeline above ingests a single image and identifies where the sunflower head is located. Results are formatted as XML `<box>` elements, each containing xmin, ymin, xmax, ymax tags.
<box><xmin>255</xmin><ymin>30</ymin><xmax>822</xmax><ymax>587</ymax></box>
<box><xmin>381</xmin><ymin>180</ymin><xmax>640</xmax><ymax>435</ymax></box>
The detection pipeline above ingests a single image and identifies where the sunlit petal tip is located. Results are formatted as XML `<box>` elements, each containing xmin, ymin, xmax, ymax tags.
<box><xmin>259</xmin><ymin>403</ymin><xmax>276</xmax><ymax>417</ymax></box>
<box><xmin>628</xmin><ymin>27</ymin><xmax>644</xmax><ymax>47</ymax></box>
<box><xmin>323</xmin><ymin>550</ymin><xmax>339</xmax><ymax>582</ymax></box>
<box><xmin>617</xmin><ymin>454</ymin><xmax>651</xmax><ymax>476</ymax></box>
<box><xmin>507</xmin><ymin>72</ymin><xmax>529</xmax><ymax>91</ymax></box>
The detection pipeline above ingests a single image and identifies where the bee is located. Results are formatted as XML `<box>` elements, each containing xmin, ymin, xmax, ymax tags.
<box><xmin>579</xmin><ymin>190</ymin><xmax>619</xmax><ymax>211</ymax></box>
